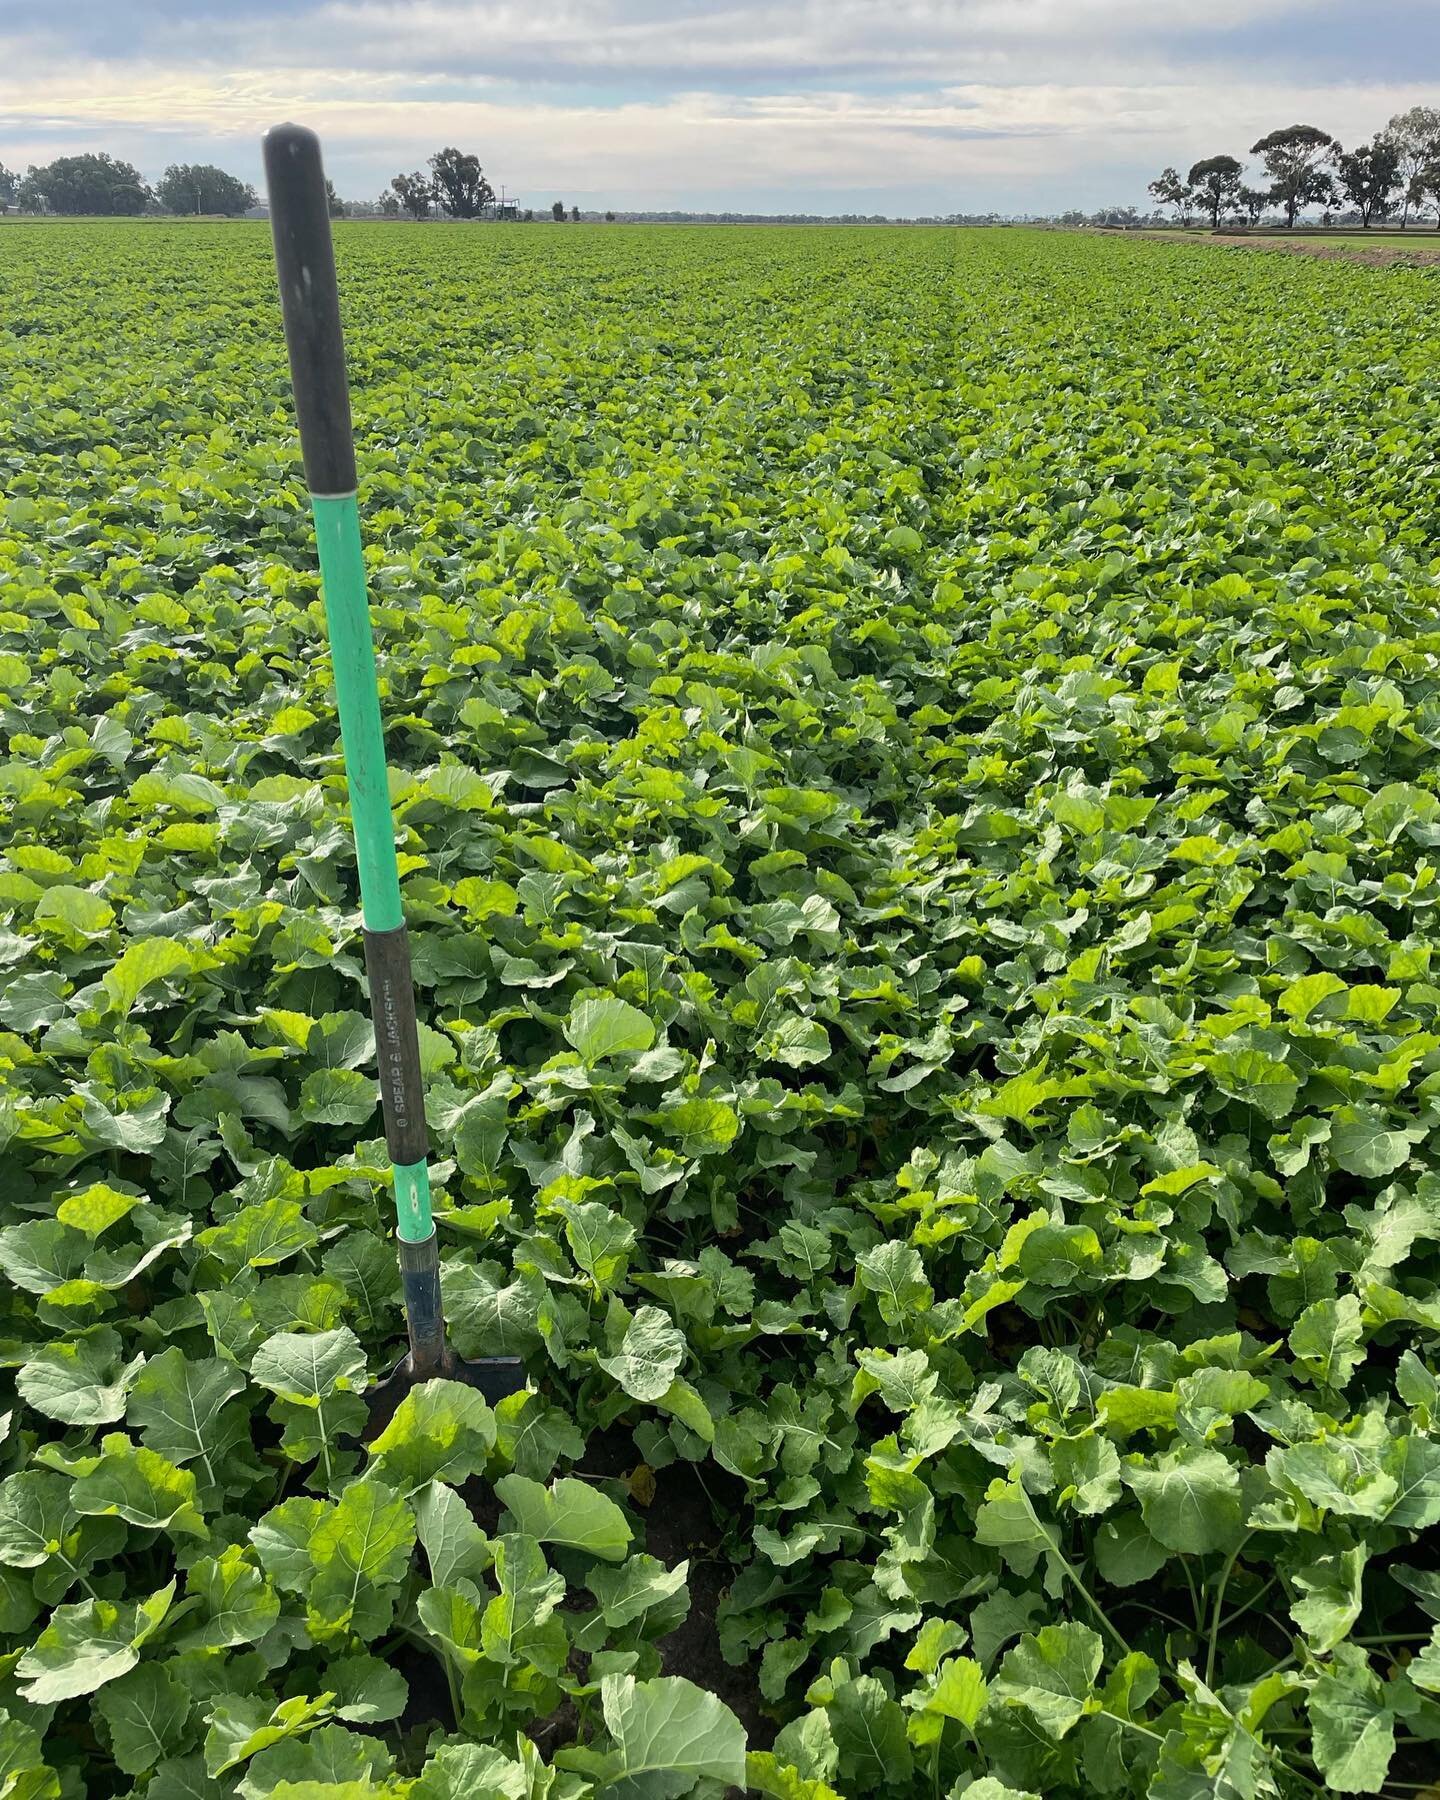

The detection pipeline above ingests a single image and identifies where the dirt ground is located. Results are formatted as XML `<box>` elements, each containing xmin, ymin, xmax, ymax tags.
<box><xmin>1137</xmin><ymin>229</ymin><xmax>1440</xmax><ymax>265</ymax></box>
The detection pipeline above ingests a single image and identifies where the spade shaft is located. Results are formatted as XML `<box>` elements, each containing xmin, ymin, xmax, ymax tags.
<box><xmin>262</xmin><ymin>123</ymin><xmax>521</xmax><ymax>1422</ymax></box>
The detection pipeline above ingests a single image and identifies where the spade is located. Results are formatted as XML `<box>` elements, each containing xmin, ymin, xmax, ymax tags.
<box><xmin>262</xmin><ymin>122</ymin><xmax>525</xmax><ymax>1437</ymax></box>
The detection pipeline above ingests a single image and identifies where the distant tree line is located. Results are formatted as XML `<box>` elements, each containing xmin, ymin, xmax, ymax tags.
<box><xmin>0</xmin><ymin>153</ymin><xmax>268</xmax><ymax>217</ymax></box>
<box><xmin>1149</xmin><ymin>108</ymin><xmax>1440</xmax><ymax>230</ymax></box>
<box><xmin>0</xmin><ymin>152</ymin><xmax>350</xmax><ymax>218</ymax></box>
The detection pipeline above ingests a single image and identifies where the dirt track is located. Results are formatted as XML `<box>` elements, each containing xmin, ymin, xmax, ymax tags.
<box><xmin>1138</xmin><ymin>229</ymin><xmax>1440</xmax><ymax>265</ymax></box>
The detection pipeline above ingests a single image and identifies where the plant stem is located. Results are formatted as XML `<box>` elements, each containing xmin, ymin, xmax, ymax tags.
<box><xmin>1179</xmin><ymin>1555</ymin><xmax>1204</xmax><ymax>1635</ymax></box>
<box><xmin>1017</xmin><ymin>1483</ymin><xmax>1131</xmax><ymax>1656</ymax></box>
<box><xmin>1219</xmin><ymin>1573</ymin><xmax>1277</xmax><ymax>1633</ymax></box>
<box><xmin>1206</xmin><ymin>1533</ymin><xmax>1253</xmax><ymax>1686</ymax></box>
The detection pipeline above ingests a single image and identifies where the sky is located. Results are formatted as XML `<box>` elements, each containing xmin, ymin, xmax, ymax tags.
<box><xmin>1</xmin><ymin>0</ymin><xmax>1437</xmax><ymax>215</ymax></box>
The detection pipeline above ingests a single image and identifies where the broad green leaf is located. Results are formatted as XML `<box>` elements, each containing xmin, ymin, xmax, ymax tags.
<box><xmin>306</xmin><ymin>1479</ymin><xmax>415</xmax><ymax>1633</ymax></box>
<box><xmin>126</xmin><ymin>1347</ymin><xmax>246</xmax><ymax>1485</ymax></box>
<box><xmin>72</xmin><ymin>1440</ymin><xmax>206</xmax><ymax>1537</ymax></box>
<box><xmin>55</xmin><ymin>1181</ymin><xmax>144</xmax><ymax>1236</ymax></box>
<box><xmin>298</xmin><ymin>1068</ymin><xmax>377</xmax><ymax>1127</ymax></box>
<box><xmin>597</xmin><ymin>1305</ymin><xmax>685</xmax><ymax>1403</ymax></box>
<box><xmin>1291</xmin><ymin>1546</ymin><xmax>1367</xmax><ymax>1654</ymax></box>
<box><xmin>103</xmin><ymin>938</ymin><xmax>202</xmax><ymax>1015</ymax></box>
<box><xmin>1289</xmin><ymin>1294</ymin><xmax>1365</xmax><ymax>1388</ymax></box>
<box><xmin>16</xmin><ymin>1328</ymin><xmax>142</xmax><ymax>1426</ymax></box>
<box><xmin>366</xmin><ymin>1379</ymin><xmax>496</xmax><ymax>1491</ymax></box>
<box><xmin>828</xmin><ymin>1675</ymin><xmax>911</xmax><ymax>1788</ymax></box>
<box><xmin>993</xmin><ymin>1623</ymin><xmax>1103</xmax><ymax>1739</ymax></box>
<box><xmin>96</xmin><ymin>1664</ymin><xmax>191</xmax><ymax>1775</ymax></box>
<box><xmin>855</xmin><ymin>1241</ymin><xmax>932</xmax><ymax>1326</ymax></box>
<box><xmin>203</xmin><ymin>1694</ymin><xmax>334</xmax><ymax>1778</ymax></box>
<box><xmin>1308</xmin><ymin>1666</ymin><xmax>1395</xmax><ymax>1794</ymax></box>
<box><xmin>0</xmin><ymin>1472</ymin><xmax>73</xmax><ymax>1570</ymax></box>
<box><xmin>494</xmin><ymin>1473</ymin><xmax>632</xmax><ymax>1562</ymax></box>
<box><xmin>599</xmin><ymin>1672</ymin><xmax>746</xmax><ymax>1791</ymax></box>
<box><xmin>1121</xmin><ymin>1447</ymin><xmax>1242</xmax><ymax>1553</ymax></box>
<box><xmin>17</xmin><ymin>1581</ymin><xmax>173</xmax><ymax>1702</ymax></box>
<box><xmin>586</xmin><ymin>1553</ymin><xmax>690</xmax><ymax>1631</ymax></box>
<box><xmin>414</xmin><ymin>1480</ymin><xmax>492</xmax><ymax>1589</ymax></box>
<box><xmin>652</xmin><ymin>1097</ymin><xmax>739</xmax><ymax>1157</ymax></box>
<box><xmin>564</xmin><ymin>994</ymin><xmax>656</xmax><ymax>1062</ymax></box>
<box><xmin>177</xmin><ymin>1545</ymin><xmax>280</xmax><ymax>1648</ymax></box>
<box><xmin>249</xmin><ymin>1327</ymin><xmax>366</xmax><ymax>1404</ymax></box>
<box><xmin>1329</xmin><ymin>1106</ymin><xmax>1413</xmax><ymax>1178</ymax></box>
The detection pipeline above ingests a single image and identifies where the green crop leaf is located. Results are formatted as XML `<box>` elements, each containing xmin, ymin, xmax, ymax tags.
<box><xmin>72</xmin><ymin>1439</ymin><xmax>206</xmax><ymax>1537</ymax></box>
<box><xmin>828</xmin><ymin>1675</ymin><xmax>911</xmax><ymax>1789</ymax></box>
<box><xmin>249</xmin><ymin>1327</ymin><xmax>367</xmax><ymax>1403</ymax></box>
<box><xmin>327</xmin><ymin>1654</ymin><xmax>408</xmax><ymax>1724</ymax></box>
<box><xmin>1308</xmin><ymin>1662</ymin><xmax>1396</xmax><ymax>1794</ymax></box>
<box><xmin>126</xmin><ymin>1346</ymin><xmax>246</xmax><ymax>1485</ymax></box>
<box><xmin>652</xmin><ymin>1097</ymin><xmax>739</xmax><ymax>1157</ymax></box>
<box><xmin>974</xmin><ymin>1472</ymin><xmax>1052</xmax><ymax>1576</ymax></box>
<box><xmin>993</xmin><ymin>1623</ymin><xmax>1104</xmax><ymax>1739</ymax></box>
<box><xmin>855</xmin><ymin>1240</ymin><xmax>932</xmax><ymax>1326</ymax></box>
<box><xmin>103</xmin><ymin>938</ymin><xmax>203</xmax><ymax>1015</ymax></box>
<box><xmin>561</xmin><ymin>1200</ymin><xmax>637</xmax><ymax>1290</ymax></box>
<box><xmin>1330</xmin><ymin>1106</ymin><xmax>1413</xmax><ymax>1178</ymax></box>
<box><xmin>587</xmin><ymin>1553</ymin><xmax>690</xmax><ymax>1632</ymax></box>
<box><xmin>0</xmin><ymin>1472</ymin><xmax>74</xmax><ymax>1571</ymax></box>
<box><xmin>564</xmin><ymin>994</ymin><xmax>656</xmax><ymax>1062</ymax></box>
<box><xmin>299</xmin><ymin>1068</ymin><xmax>378</xmax><ymax>1127</ymax></box>
<box><xmin>55</xmin><ymin>1181</ymin><xmax>144</xmax><ymax>1236</ymax></box>
<box><xmin>598</xmin><ymin>1672</ymin><xmax>746</xmax><ymax>1791</ymax></box>
<box><xmin>176</xmin><ymin>1544</ymin><xmax>280</xmax><ymax>1648</ymax></box>
<box><xmin>494</xmin><ymin>1473</ymin><xmax>632</xmax><ymax>1561</ymax></box>
<box><xmin>238</xmin><ymin>1723</ymin><xmax>395</xmax><ymax>1795</ymax></box>
<box><xmin>203</xmin><ymin>1694</ymin><xmax>335</xmax><ymax>1778</ymax></box>
<box><xmin>1121</xmin><ymin>1447</ymin><xmax>1242</xmax><ymax>1553</ymax></box>
<box><xmin>17</xmin><ymin>1581</ymin><xmax>173</xmax><ymax>1702</ymax></box>
<box><xmin>251</xmin><ymin>1496</ymin><xmax>330</xmax><ymax>1593</ymax></box>
<box><xmin>1289</xmin><ymin>1294</ymin><xmax>1365</xmax><ymax>1387</ymax></box>
<box><xmin>16</xmin><ymin>1327</ymin><xmax>142</xmax><ymax>1425</ymax></box>
<box><xmin>597</xmin><ymin>1304</ymin><xmax>686</xmax><ymax>1402</ymax></box>
<box><xmin>366</xmin><ymin>1379</ymin><xmax>497</xmax><ymax>1491</ymax></box>
<box><xmin>1291</xmin><ymin>1546</ymin><xmax>1368</xmax><ymax>1653</ymax></box>
<box><xmin>95</xmin><ymin>1663</ymin><xmax>192</xmax><ymax>1774</ymax></box>
<box><xmin>922</xmin><ymin>1656</ymin><xmax>988</xmax><ymax>1732</ymax></box>
<box><xmin>0</xmin><ymin>1709</ymin><xmax>59</xmax><ymax>1800</ymax></box>
<box><xmin>307</xmin><ymin>1479</ymin><xmax>415</xmax><ymax>1626</ymax></box>
<box><xmin>414</xmin><ymin>1480</ymin><xmax>492</xmax><ymax>1589</ymax></box>
<box><xmin>480</xmin><ymin>1531</ymin><xmax>567</xmax><ymax>1667</ymax></box>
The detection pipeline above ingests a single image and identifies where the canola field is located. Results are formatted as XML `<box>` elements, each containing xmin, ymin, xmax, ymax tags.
<box><xmin>1</xmin><ymin>219</ymin><xmax>1440</xmax><ymax>1799</ymax></box>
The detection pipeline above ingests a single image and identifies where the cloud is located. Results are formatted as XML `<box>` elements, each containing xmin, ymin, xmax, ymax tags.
<box><xmin>1</xmin><ymin>0</ymin><xmax>1435</xmax><ymax>210</ymax></box>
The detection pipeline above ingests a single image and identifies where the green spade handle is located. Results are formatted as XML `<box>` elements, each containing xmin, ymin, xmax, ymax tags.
<box><xmin>263</xmin><ymin>123</ymin><xmax>445</xmax><ymax>1369</ymax></box>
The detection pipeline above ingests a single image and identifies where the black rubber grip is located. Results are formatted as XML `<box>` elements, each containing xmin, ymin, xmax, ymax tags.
<box><xmin>363</xmin><ymin>926</ymin><xmax>428</xmax><ymax>1166</ymax></box>
<box><xmin>262</xmin><ymin>122</ymin><xmax>358</xmax><ymax>495</ymax></box>
<box><xmin>398</xmin><ymin>1235</ymin><xmax>446</xmax><ymax>1375</ymax></box>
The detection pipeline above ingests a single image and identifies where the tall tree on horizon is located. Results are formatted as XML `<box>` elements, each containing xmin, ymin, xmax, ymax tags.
<box><xmin>1188</xmin><ymin>154</ymin><xmax>1244</xmax><ymax>229</ymax></box>
<box><xmin>1147</xmin><ymin>166</ymin><xmax>1193</xmax><ymax>223</ymax></box>
<box><xmin>1250</xmin><ymin>124</ymin><xmax>1337</xmax><ymax>227</ymax></box>
<box><xmin>390</xmin><ymin>171</ymin><xmax>433</xmax><ymax>219</ymax></box>
<box><xmin>1335</xmin><ymin>135</ymin><xmax>1402</xmax><ymax>226</ymax></box>
<box><xmin>1387</xmin><ymin>105</ymin><xmax>1440</xmax><ymax>227</ymax></box>
<box><xmin>428</xmin><ymin>147</ymin><xmax>494</xmax><ymax>218</ymax></box>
